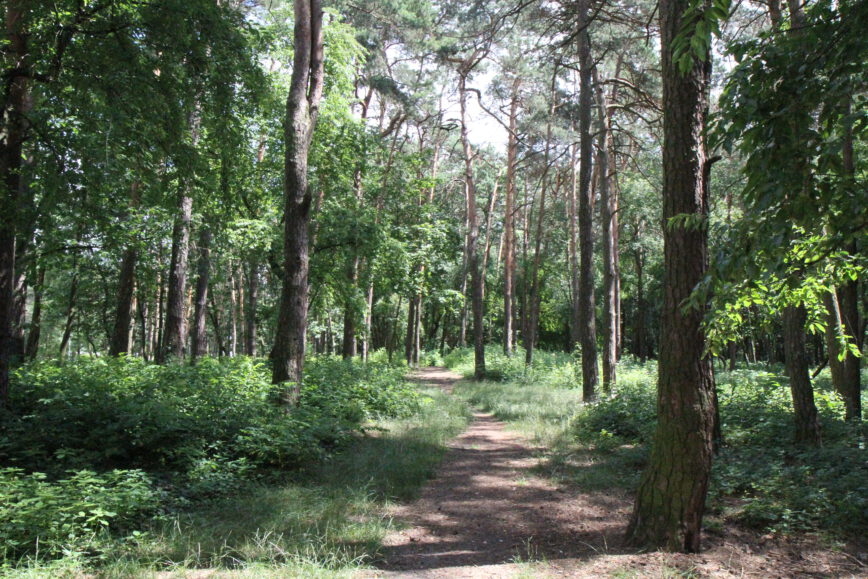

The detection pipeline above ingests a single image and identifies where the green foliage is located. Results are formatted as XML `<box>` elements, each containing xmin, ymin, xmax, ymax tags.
<box><xmin>571</xmin><ymin>361</ymin><xmax>658</xmax><ymax>444</ymax></box>
<box><xmin>0</xmin><ymin>356</ymin><xmax>426</xmax><ymax>565</ymax></box>
<box><xmin>671</xmin><ymin>0</ymin><xmax>732</xmax><ymax>74</ymax></box>
<box><xmin>0</xmin><ymin>386</ymin><xmax>468</xmax><ymax>576</ymax></box>
<box><xmin>0</xmin><ymin>468</ymin><xmax>159</xmax><ymax>559</ymax></box>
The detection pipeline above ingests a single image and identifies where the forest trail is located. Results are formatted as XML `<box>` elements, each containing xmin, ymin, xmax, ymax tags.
<box><xmin>369</xmin><ymin>366</ymin><xmax>627</xmax><ymax>578</ymax></box>
<box><xmin>365</xmin><ymin>367</ymin><xmax>867</xmax><ymax>579</ymax></box>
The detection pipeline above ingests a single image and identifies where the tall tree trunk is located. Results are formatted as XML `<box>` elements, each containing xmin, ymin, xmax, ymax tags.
<box><xmin>342</xmin><ymin>256</ymin><xmax>359</xmax><ymax>359</ymax></box>
<box><xmin>594</xmin><ymin>67</ymin><xmax>617</xmax><ymax>391</ymax></box>
<box><xmin>456</xmin><ymin>56</ymin><xmax>486</xmax><ymax>379</ymax></box>
<box><xmin>24</xmin><ymin>265</ymin><xmax>44</xmax><ymax>360</ymax></box>
<box><xmin>137</xmin><ymin>287</ymin><xmax>149</xmax><ymax>360</ymax></box>
<box><xmin>577</xmin><ymin>17</ymin><xmax>599</xmax><ymax>401</ymax></box>
<box><xmin>504</xmin><ymin>77</ymin><xmax>520</xmax><ymax>356</ymax></box>
<box><xmin>0</xmin><ymin>0</ymin><xmax>31</xmax><ymax>405</ymax></box>
<box><xmin>272</xmin><ymin>0</ymin><xmax>325</xmax><ymax>400</ymax></box>
<box><xmin>190</xmin><ymin>227</ymin><xmax>212</xmax><ymax>362</ymax></box>
<box><xmin>159</xmin><ymin>192</ymin><xmax>193</xmax><ymax>362</ymax></box>
<box><xmin>59</xmin><ymin>268</ymin><xmax>79</xmax><ymax>359</ymax></box>
<box><xmin>525</xmin><ymin>178</ymin><xmax>549</xmax><ymax>367</ymax></box>
<box><xmin>109</xmin><ymin>182</ymin><xmax>141</xmax><ymax>357</ymax></box>
<box><xmin>783</xmin><ymin>305</ymin><xmax>822</xmax><ymax>445</ymax></box>
<box><xmin>245</xmin><ymin>260</ymin><xmax>259</xmax><ymax>356</ymax></box>
<box><xmin>568</xmin><ymin>142</ymin><xmax>581</xmax><ymax>352</ymax></box>
<box><xmin>405</xmin><ymin>294</ymin><xmax>417</xmax><ymax>366</ymax></box>
<box><xmin>831</xmin><ymin>97</ymin><xmax>861</xmax><ymax>421</ymax></box>
<box><xmin>626</xmin><ymin>0</ymin><xmax>716</xmax><ymax>551</ymax></box>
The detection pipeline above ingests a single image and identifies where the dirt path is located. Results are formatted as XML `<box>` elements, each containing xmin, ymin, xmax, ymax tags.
<box><xmin>366</xmin><ymin>367</ymin><xmax>867</xmax><ymax>579</ymax></box>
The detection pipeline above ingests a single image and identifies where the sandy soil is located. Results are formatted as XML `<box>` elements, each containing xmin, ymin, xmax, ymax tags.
<box><xmin>364</xmin><ymin>367</ymin><xmax>867</xmax><ymax>579</ymax></box>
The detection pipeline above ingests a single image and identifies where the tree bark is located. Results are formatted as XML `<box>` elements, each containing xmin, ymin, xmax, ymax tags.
<box><xmin>578</xmin><ymin>14</ymin><xmax>599</xmax><ymax>401</ymax></box>
<box><xmin>456</xmin><ymin>56</ymin><xmax>486</xmax><ymax>379</ymax></box>
<box><xmin>626</xmin><ymin>0</ymin><xmax>716</xmax><ymax>551</ymax></box>
<box><xmin>245</xmin><ymin>260</ymin><xmax>259</xmax><ymax>356</ymax></box>
<box><xmin>190</xmin><ymin>227</ymin><xmax>212</xmax><ymax>362</ymax></box>
<box><xmin>24</xmin><ymin>265</ymin><xmax>44</xmax><ymax>360</ymax></box>
<box><xmin>504</xmin><ymin>77</ymin><xmax>520</xmax><ymax>356</ymax></box>
<box><xmin>783</xmin><ymin>305</ymin><xmax>822</xmax><ymax>445</ymax></box>
<box><xmin>159</xmin><ymin>192</ymin><xmax>193</xmax><ymax>362</ymax></box>
<box><xmin>272</xmin><ymin>0</ymin><xmax>325</xmax><ymax>401</ymax></box>
<box><xmin>594</xmin><ymin>67</ymin><xmax>618</xmax><ymax>391</ymax></box>
<box><xmin>109</xmin><ymin>182</ymin><xmax>141</xmax><ymax>357</ymax></box>
<box><xmin>0</xmin><ymin>0</ymin><xmax>31</xmax><ymax>405</ymax></box>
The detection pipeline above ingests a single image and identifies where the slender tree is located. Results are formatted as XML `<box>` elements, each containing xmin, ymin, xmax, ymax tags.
<box><xmin>577</xmin><ymin>1</ymin><xmax>599</xmax><ymax>401</ymax></box>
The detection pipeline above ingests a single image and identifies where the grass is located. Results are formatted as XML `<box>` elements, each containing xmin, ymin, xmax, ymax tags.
<box><xmin>1</xmin><ymin>386</ymin><xmax>471</xmax><ymax>578</ymax></box>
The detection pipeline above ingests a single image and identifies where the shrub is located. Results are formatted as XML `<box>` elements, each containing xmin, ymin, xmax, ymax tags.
<box><xmin>0</xmin><ymin>468</ymin><xmax>159</xmax><ymax>559</ymax></box>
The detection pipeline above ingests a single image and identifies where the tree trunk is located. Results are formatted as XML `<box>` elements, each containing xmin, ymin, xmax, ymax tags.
<box><xmin>626</xmin><ymin>0</ymin><xmax>716</xmax><ymax>551</ymax></box>
<box><xmin>524</xmin><ymin>178</ymin><xmax>549</xmax><ymax>367</ymax></box>
<box><xmin>245</xmin><ymin>260</ymin><xmax>259</xmax><ymax>356</ymax></box>
<box><xmin>342</xmin><ymin>256</ymin><xmax>359</xmax><ymax>359</ymax></box>
<box><xmin>783</xmin><ymin>305</ymin><xmax>822</xmax><ymax>445</ymax></box>
<box><xmin>456</xmin><ymin>57</ymin><xmax>486</xmax><ymax>379</ymax></box>
<box><xmin>59</xmin><ymin>269</ymin><xmax>79</xmax><ymax>359</ymax></box>
<box><xmin>578</xmin><ymin>16</ymin><xmax>599</xmax><ymax>401</ymax></box>
<box><xmin>109</xmin><ymin>182</ymin><xmax>141</xmax><ymax>357</ymax></box>
<box><xmin>272</xmin><ymin>0</ymin><xmax>325</xmax><ymax>401</ymax></box>
<box><xmin>190</xmin><ymin>227</ymin><xmax>212</xmax><ymax>362</ymax></box>
<box><xmin>405</xmin><ymin>294</ymin><xmax>418</xmax><ymax>366</ymax></box>
<box><xmin>159</xmin><ymin>192</ymin><xmax>193</xmax><ymax>362</ymax></box>
<box><xmin>568</xmin><ymin>142</ymin><xmax>581</xmax><ymax>352</ymax></box>
<box><xmin>24</xmin><ymin>265</ymin><xmax>44</xmax><ymax>360</ymax></box>
<box><xmin>0</xmin><ymin>0</ymin><xmax>31</xmax><ymax>405</ymax></box>
<box><xmin>504</xmin><ymin>77</ymin><xmax>520</xmax><ymax>356</ymax></box>
<box><xmin>594</xmin><ymin>67</ymin><xmax>617</xmax><ymax>391</ymax></box>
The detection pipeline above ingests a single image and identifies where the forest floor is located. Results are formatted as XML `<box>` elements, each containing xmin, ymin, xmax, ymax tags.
<box><xmin>365</xmin><ymin>367</ymin><xmax>867</xmax><ymax>579</ymax></box>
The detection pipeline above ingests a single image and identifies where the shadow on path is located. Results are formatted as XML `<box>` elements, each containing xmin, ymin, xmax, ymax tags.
<box><xmin>375</xmin><ymin>368</ymin><xmax>629</xmax><ymax>575</ymax></box>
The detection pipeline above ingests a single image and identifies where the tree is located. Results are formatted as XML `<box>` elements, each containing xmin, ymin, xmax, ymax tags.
<box><xmin>625</xmin><ymin>0</ymin><xmax>717</xmax><ymax>551</ymax></box>
<box><xmin>272</xmin><ymin>0</ymin><xmax>325</xmax><ymax>399</ymax></box>
<box><xmin>576</xmin><ymin>0</ymin><xmax>599</xmax><ymax>401</ymax></box>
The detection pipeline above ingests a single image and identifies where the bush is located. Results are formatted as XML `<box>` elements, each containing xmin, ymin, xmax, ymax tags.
<box><xmin>0</xmin><ymin>355</ymin><xmax>426</xmax><ymax>563</ymax></box>
<box><xmin>0</xmin><ymin>468</ymin><xmax>159</xmax><ymax>559</ymax></box>
<box><xmin>571</xmin><ymin>368</ymin><xmax>657</xmax><ymax>444</ymax></box>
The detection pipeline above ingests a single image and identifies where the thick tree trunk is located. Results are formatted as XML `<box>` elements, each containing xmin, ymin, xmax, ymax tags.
<box><xmin>504</xmin><ymin>78</ymin><xmax>520</xmax><ymax>356</ymax></box>
<box><xmin>456</xmin><ymin>59</ymin><xmax>485</xmax><ymax>379</ymax></box>
<box><xmin>109</xmin><ymin>183</ymin><xmax>141</xmax><ymax>357</ymax></box>
<box><xmin>0</xmin><ymin>0</ymin><xmax>31</xmax><ymax>405</ymax></box>
<box><xmin>190</xmin><ymin>227</ymin><xmax>212</xmax><ymax>362</ymax></box>
<box><xmin>159</xmin><ymin>193</ymin><xmax>193</xmax><ymax>362</ymax></box>
<box><xmin>272</xmin><ymin>0</ymin><xmax>324</xmax><ymax>400</ymax></box>
<box><xmin>783</xmin><ymin>305</ymin><xmax>822</xmax><ymax>445</ymax></box>
<box><xmin>577</xmin><ymin>18</ymin><xmax>599</xmax><ymax>401</ymax></box>
<box><xmin>626</xmin><ymin>0</ymin><xmax>716</xmax><ymax>551</ymax></box>
<box><xmin>109</xmin><ymin>245</ymin><xmax>138</xmax><ymax>356</ymax></box>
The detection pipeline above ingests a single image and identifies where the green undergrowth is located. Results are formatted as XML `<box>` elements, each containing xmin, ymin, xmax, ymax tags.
<box><xmin>0</xmin><ymin>355</ymin><xmax>470</xmax><ymax>576</ymax></box>
<box><xmin>445</xmin><ymin>347</ymin><xmax>867</xmax><ymax>540</ymax></box>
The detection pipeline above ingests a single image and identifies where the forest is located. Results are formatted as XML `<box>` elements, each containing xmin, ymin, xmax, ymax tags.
<box><xmin>0</xmin><ymin>0</ymin><xmax>866</xmax><ymax>576</ymax></box>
